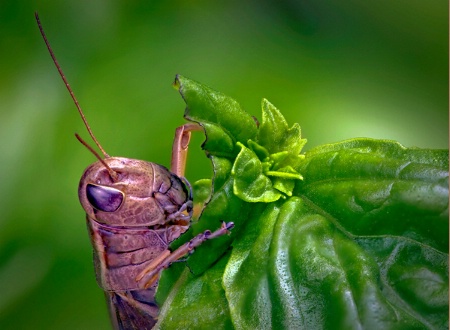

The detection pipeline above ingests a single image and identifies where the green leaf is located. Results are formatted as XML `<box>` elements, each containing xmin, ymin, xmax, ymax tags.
<box><xmin>232</xmin><ymin>142</ymin><xmax>282</xmax><ymax>203</ymax></box>
<box><xmin>192</xmin><ymin>179</ymin><xmax>212</xmax><ymax>206</ymax></box>
<box><xmin>356</xmin><ymin>236</ymin><xmax>449</xmax><ymax>328</ymax></box>
<box><xmin>155</xmin><ymin>77</ymin><xmax>448</xmax><ymax>330</ymax></box>
<box><xmin>223</xmin><ymin>197</ymin><xmax>439</xmax><ymax>329</ymax></box>
<box><xmin>258</xmin><ymin>99</ymin><xmax>306</xmax><ymax>155</ymax></box>
<box><xmin>156</xmin><ymin>256</ymin><xmax>233</xmax><ymax>329</ymax></box>
<box><xmin>175</xmin><ymin>75</ymin><xmax>258</xmax><ymax>157</ymax></box>
<box><xmin>297</xmin><ymin>139</ymin><xmax>449</xmax><ymax>252</ymax></box>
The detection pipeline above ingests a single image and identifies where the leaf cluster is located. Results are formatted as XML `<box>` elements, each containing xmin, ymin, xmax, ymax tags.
<box><xmin>155</xmin><ymin>76</ymin><xmax>448</xmax><ymax>329</ymax></box>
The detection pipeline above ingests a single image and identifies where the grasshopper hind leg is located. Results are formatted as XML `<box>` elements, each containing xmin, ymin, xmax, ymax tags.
<box><xmin>106</xmin><ymin>289</ymin><xmax>159</xmax><ymax>330</ymax></box>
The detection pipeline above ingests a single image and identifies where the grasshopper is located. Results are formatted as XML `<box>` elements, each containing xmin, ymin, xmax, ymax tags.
<box><xmin>35</xmin><ymin>13</ymin><xmax>233</xmax><ymax>329</ymax></box>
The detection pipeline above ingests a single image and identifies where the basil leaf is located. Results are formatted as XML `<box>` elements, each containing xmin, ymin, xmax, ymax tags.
<box><xmin>155</xmin><ymin>76</ymin><xmax>448</xmax><ymax>330</ymax></box>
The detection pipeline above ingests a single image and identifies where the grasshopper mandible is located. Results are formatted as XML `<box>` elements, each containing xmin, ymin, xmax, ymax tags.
<box><xmin>35</xmin><ymin>13</ymin><xmax>234</xmax><ymax>329</ymax></box>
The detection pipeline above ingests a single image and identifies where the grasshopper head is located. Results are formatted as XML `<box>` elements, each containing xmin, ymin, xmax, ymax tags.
<box><xmin>79</xmin><ymin>157</ymin><xmax>192</xmax><ymax>228</ymax></box>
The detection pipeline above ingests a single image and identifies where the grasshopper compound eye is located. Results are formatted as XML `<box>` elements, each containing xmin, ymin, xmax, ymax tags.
<box><xmin>86</xmin><ymin>183</ymin><xmax>124</xmax><ymax>212</ymax></box>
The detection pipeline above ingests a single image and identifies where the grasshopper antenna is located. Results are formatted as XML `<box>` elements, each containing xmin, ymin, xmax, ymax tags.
<box><xmin>35</xmin><ymin>12</ymin><xmax>110</xmax><ymax>158</ymax></box>
<box><xmin>75</xmin><ymin>134</ymin><xmax>119</xmax><ymax>181</ymax></box>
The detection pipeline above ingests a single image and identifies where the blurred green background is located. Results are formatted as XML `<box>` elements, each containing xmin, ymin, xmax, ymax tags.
<box><xmin>0</xmin><ymin>1</ymin><xmax>447</xmax><ymax>329</ymax></box>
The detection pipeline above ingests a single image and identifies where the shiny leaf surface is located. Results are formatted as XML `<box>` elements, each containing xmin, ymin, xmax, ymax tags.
<box><xmin>155</xmin><ymin>76</ymin><xmax>448</xmax><ymax>329</ymax></box>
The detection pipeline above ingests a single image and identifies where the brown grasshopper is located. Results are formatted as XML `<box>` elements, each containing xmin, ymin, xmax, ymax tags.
<box><xmin>35</xmin><ymin>13</ymin><xmax>233</xmax><ymax>329</ymax></box>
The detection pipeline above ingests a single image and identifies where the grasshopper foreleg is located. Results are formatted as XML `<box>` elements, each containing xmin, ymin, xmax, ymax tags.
<box><xmin>170</xmin><ymin>123</ymin><xmax>203</xmax><ymax>178</ymax></box>
<box><xmin>136</xmin><ymin>221</ymin><xmax>234</xmax><ymax>289</ymax></box>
